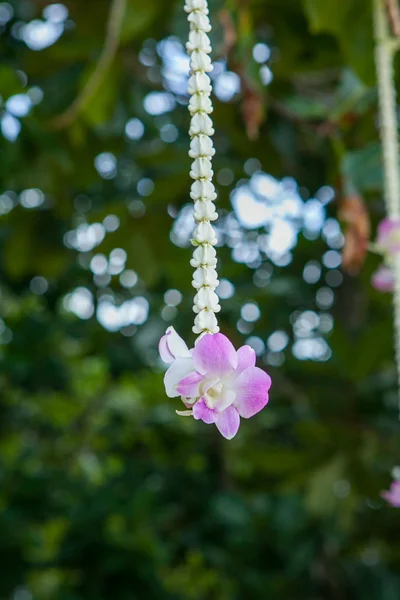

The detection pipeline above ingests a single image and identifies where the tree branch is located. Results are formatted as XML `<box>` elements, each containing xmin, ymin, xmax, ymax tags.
<box><xmin>51</xmin><ymin>0</ymin><xmax>127</xmax><ymax>130</ymax></box>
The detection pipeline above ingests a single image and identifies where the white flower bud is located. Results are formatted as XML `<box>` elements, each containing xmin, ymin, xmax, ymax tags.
<box><xmin>190</xmin><ymin>244</ymin><xmax>217</xmax><ymax>267</ymax></box>
<box><xmin>193</xmin><ymin>287</ymin><xmax>220</xmax><ymax>312</ymax></box>
<box><xmin>190</xmin><ymin>157</ymin><xmax>213</xmax><ymax>179</ymax></box>
<box><xmin>192</xmin><ymin>221</ymin><xmax>217</xmax><ymax>245</ymax></box>
<box><xmin>184</xmin><ymin>0</ymin><xmax>209</xmax><ymax>13</ymax></box>
<box><xmin>193</xmin><ymin>310</ymin><xmax>219</xmax><ymax>334</ymax></box>
<box><xmin>190</xmin><ymin>179</ymin><xmax>217</xmax><ymax>201</ymax></box>
<box><xmin>190</xmin><ymin>50</ymin><xmax>212</xmax><ymax>73</ymax></box>
<box><xmin>188</xmin><ymin>11</ymin><xmax>211</xmax><ymax>32</ymax></box>
<box><xmin>192</xmin><ymin>265</ymin><xmax>219</xmax><ymax>288</ymax></box>
<box><xmin>189</xmin><ymin>113</ymin><xmax>215</xmax><ymax>136</ymax></box>
<box><xmin>186</xmin><ymin>30</ymin><xmax>212</xmax><ymax>54</ymax></box>
<box><xmin>189</xmin><ymin>135</ymin><xmax>215</xmax><ymax>159</ymax></box>
<box><xmin>194</xmin><ymin>199</ymin><xmax>217</xmax><ymax>221</ymax></box>
<box><xmin>188</xmin><ymin>72</ymin><xmax>212</xmax><ymax>95</ymax></box>
<box><xmin>189</xmin><ymin>93</ymin><xmax>213</xmax><ymax>115</ymax></box>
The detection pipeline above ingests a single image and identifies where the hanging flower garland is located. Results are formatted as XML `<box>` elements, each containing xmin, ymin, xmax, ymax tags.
<box><xmin>158</xmin><ymin>0</ymin><xmax>272</xmax><ymax>439</ymax></box>
<box><xmin>373</xmin><ymin>0</ymin><xmax>400</xmax><ymax>506</ymax></box>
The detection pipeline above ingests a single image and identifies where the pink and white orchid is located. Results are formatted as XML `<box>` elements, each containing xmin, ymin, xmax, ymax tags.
<box><xmin>376</xmin><ymin>217</ymin><xmax>400</xmax><ymax>254</ymax></box>
<box><xmin>372</xmin><ymin>265</ymin><xmax>394</xmax><ymax>292</ymax></box>
<box><xmin>159</xmin><ymin>327</ymin><xmax>271</xmax><ymax>440</ymax></box>
<box><xmin>381</xmin><ymin>479</ymin><xmax>400</xmax><ymax>507</ymax></box>
<box><xmin>371</xmin><ymin>218</ymin><xmax>400</xmax><ymax>292</ymax></box>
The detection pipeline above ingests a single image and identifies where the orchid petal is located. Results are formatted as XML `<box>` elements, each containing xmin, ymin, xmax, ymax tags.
<box><xmin>176</xmin><ymin>409</ymin><xmax>193</xmax><ymax>417</ymax></box>
<box><xmin>169</xmin><ymin>327</ymin><xmax>191</xmax><ymax>357</ymax></box>
<box><xmin>164</xmin><ymin>358</ymin><xmax>195</xmax><ymax>398</ymax></box>
<box><xmin>176</xmin><ymin>371</ymin><xmax>204</xmax><ymax>397</ymax></box>
<box><xmin>236</xmin><ymin>345</ymin><xmax>256</xmax><ymax>374</ymax></box>
<box><xmin>215</xmin><ymin>405</ymin><xmax>240</xmax><ymax>439</ymax></box>
<box><xmin>214</xmin><ymin>389</ymin><xmax>236</xmax><ymax>413</ymax></box>
<box><xmin>193</xmin><ymin>398</ymin><xmax>217</xmax><ymax>424</ymax></box>
<box><xmin>378</xmin><ymin>217</ymin><xmax>400</xmax><ymax>243</ymax></box>
<box><xmin>193</xmin><ymin>332</ymin><xmax>238</xmax><ymax>376</ymax></box>
<box><xmin>377</xmin><ymin>217</ymin><xmax>396</xmax><ymax>241</ymax></box>
<box><xmin>234</xmin><ymin>366</ymin><xmax>271</xmax><ymax>418</ymax></box>
<box><xmin>381</xmin><ymin>481</ymin><xmax>400</xmax><ymax>507</ymax></box>
<box><xmin>376</xmin><ymin>218</ymin><xmax>400</xmax><ymax>253</ymax></box>
<box><xmin>372</xmin><ymin>265</ymin><xmax>394</xmax><ymax>292</ymax></box>
<box><xmin>159</xmin><ymin>334</ymin><xmax>175</xmax><ymax>364</ymax></box>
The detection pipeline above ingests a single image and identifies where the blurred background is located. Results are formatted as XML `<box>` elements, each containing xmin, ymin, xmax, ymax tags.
<box><xmin>0</xmin><ymin>0</ymin><xmax>399</xmax><ymax>598</ymax></box>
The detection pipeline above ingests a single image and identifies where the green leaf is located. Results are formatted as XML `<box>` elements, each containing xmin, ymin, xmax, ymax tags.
<box><xmin>332</xmin><ymin>69</ymin><xmax>375</xmax><ymax>119</ymax></box>
<box><xmin>303</xmin><ymin>0</ymin><xmax>348</xmax><ymax>33</ymax></box>
<box><xmin>80</xmin><ymin>63</ymin><xmax>121</xmax><ymax>127</ymax></box>
<box><xmin>126</xmin><ymin>231</ymin><xmax>160</xmax><ymax>286</ymax></box>
<box><xmin>3</xmin><ymin>214</ymin><xmax>68</xmax><ymax>279</ymax></box>
<box><xmin>303</xmin><ymin>0</ymin><xmax>374</xmax><ymax>84</ymax></box>
<box><xmin>341</xmin><ymin>143</ymin><xmax>383</xmax><ymax>192</ymax></box>
<box><xmin>306</xmin><ymin>457</ymin><xmax>345</xmax><ymax>516</ymax></box>
<box><xmin>281</xmin><ymin>95</ymin><xmax>327</xmax><ymax>119</ymax></box>
<box><xmin>120</xmin><ymin>0</ymin><xmax>159</xmax><ymax>43</ymax></box>
<box><xmin>0</xmin><ymin>66</ymin><xmax>23</xmax><ymax>100</ymax></box>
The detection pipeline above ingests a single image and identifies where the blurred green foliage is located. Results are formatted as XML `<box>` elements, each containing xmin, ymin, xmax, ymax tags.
<box><xmin>0</xmin><ymin>0</ymin><xmax>399</xmax><ymax>598</ymax></box>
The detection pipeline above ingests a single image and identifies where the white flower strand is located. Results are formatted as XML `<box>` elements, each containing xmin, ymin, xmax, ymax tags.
<box><xmin>374</xmin><ymin>0</ymin><xmax>400</xmax><ymax>416</ymax></box>
<box><xmin>185</xmin><ymin>0</ymin><xmax>220</xmax><ymax>335</ymax></box>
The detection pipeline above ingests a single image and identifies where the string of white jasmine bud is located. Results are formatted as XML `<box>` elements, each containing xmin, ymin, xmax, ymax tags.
<box><xmin>374</xmin><ymin>0</ymin><xmax>400</xmax><ymax>416</ymax></box>
<box><xmin>184</xmin><ymin>0</ymin><xmax>221</xmax><ymax>335</ymax></box>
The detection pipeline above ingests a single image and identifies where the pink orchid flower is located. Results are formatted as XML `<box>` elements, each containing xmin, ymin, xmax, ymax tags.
<box><xmin>376</xmin><ymin>218</ymin><xmax>400</xmax><ymax>254</ymax></box>
<box><xmin>371</xmin><ymin>218</ymin><xmax>400</xmax><ymax>292</ymax></box>
<box><xmin>371</xmin><ymin>265</ymin><xmax>394</xmax><ymax>292</ymax></box>
<box><xmin>381</xmin><ymin>479</ymin><xmax>400</xmax><ymax>507</ymax></box>
<box><xmin>159</xmin><ymin>327</ymin><xmax>271</xmax><ymax>440</ymax></box>
<box><xmin>371</xmin><ymin>219</ymin><xmax>400</xmax><ymax>292</ymax></box>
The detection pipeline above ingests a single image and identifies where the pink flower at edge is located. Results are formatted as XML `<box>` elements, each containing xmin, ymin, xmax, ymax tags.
<box><xmin>376</xmin><ymin>218</ymin><xmax>400</xmax><ymax>253</ymax></box>
<box><xmin>159</xmin><ymin>327</ymin><xmax>271</xmax><ymax>440</ymax></box>
<box><xmin>381</xmin><ymin>480</ymin><xmax>400</xmax><ymax>507</ymax></box>
<box><xmin>371</xmin><ymin>265</ymin><xmax>394</xmax><ymax>293</ymax></box>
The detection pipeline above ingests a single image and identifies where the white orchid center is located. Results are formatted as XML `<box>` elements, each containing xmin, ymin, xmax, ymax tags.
<box><xmin>204</xmin><ymin>380</ymin><xmax>224</xmax><ymax>408</ymax></box>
